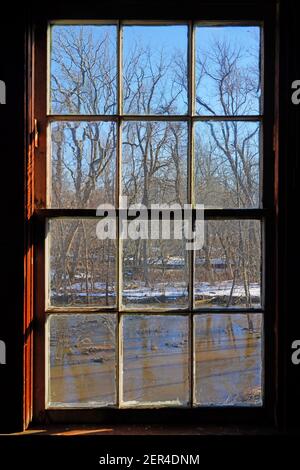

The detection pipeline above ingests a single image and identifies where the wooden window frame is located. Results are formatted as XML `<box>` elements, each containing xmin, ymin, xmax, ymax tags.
<box><xmin>24</xmin><ymin>1</ymin><xmax>278</xmax><ymax>427</ymax></box>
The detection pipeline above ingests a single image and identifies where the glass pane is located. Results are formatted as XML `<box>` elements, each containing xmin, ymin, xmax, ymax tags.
<box><xmin>194</xmin><ymin>313</ymin><xmax>263</xmax><ymax>406</ymax></box>
<box><xmin>123</xmin><ymin>25</ymin><xmax>188</xmax><ymax>114</ymax></box>
<box><xmin>123</xmin><ymin>238</ymin><xmax>189</xmax><ymax>309</ymax></box>
<box><xmin>195</xmin><ymin>26</ymin><xmax>261</xmax><ymax>115</ymax></box>
<box><xmin>122</xmin><ymin>121</ymin><xmax>188</xmax><ymax>205</ymax></box>
<box><xmin>48</xmin><ymin>219</ymin><xmax>116</xmax><ymax>307</ymax></box>
<box><xmin>195</xmin><ymin>121</ymin><xmax>260</xmax><ymax>208</ymax></box>
<box><xmin>48</xmin><ymin>314</ymin><xmax>116</xmax><ymax>406</ymax></box>
<box><xmin>194</xmin><ymin>220</ymin><xmax>261</xmax><ymax>308</ymax></box>
<box><xmin>50</xmin><ymin>121</ymin><xmax>116</xmax><ymax>208</ymax></box>
<box><xmin>50</xmin><ymin>25</ymin><xmax>117</xmax><ymax>114</ymax></box>
<box><xmin>122</xmin><ymin>315</ymin><xmax>189</xmax><ymax>406</ymax></box>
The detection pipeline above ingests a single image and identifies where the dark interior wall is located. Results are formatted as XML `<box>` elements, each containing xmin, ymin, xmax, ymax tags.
<box><xmin>0</xmin><ymin>10</ymin><xmax>26</xmax><ymax>432</ymax></box>
<box><xmin>278</xmin><ymin>0</ymin><xmax>300</xmax><ymax>432</ymax></box>
<box><xmin>0</xmin><ymin>0</ymin><xmax>299</xmax><ymax>434</ymax></box>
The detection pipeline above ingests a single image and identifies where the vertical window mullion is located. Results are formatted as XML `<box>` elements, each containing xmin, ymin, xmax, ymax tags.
<box><xmin>116</xmin><ymin>20</ymin><xmax>123</xmax><ymax>407</ymax></box>
<box><xmin>188</xmin><ymin>20</ymin><xmax>196</xmax><ymax>406</ymax></box>
<box><xmin>188</xmin><ymin>20</ymin><xmax>196</xmax><ymax>118</ymax></box>
<box><xmin>117</xmin><ymin>20</ymin><xmax>123</xmax><ymax>116</ymax></box>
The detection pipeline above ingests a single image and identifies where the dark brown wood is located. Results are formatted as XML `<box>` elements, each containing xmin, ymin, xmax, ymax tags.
<box><xmin>34</xmin><ymin>23</ymin><xmax>47</xmax><ymax>210</ymax></box>
<box><xmin>45</xmin><ymin>307</ymin><xmax>264</xmax><ymax>314</ymax></box>
<box><xmin>28</xmin><ymin>0</ymin><xmax>278</xmax><ymax>428</ymax></box>
<box><xmin>35</xmin><ymin>208</ymin><xmax>270</xmax><ymax>219</ymax></box>
<box><xmin>23</xmin><ymin>21</ymin><xmax>34</xmax><ymax>431</ymax></box>
<box><xmin>3</xmin><ymin>0</ymin><xmax>300</xmax><ymax>437</ymax></box>
<box><xmin>47</xmin><ymin>114</ymin><xmax>263</xmax><ymax>122</ymax></box>
<box><xmin>259</xmin><ymin>4</ymin><xmax>278</xmax><ymax>426</ymax></box>
<box><xmin>44</xmin><ymin>407</ymin><xmax>268</xmax><ymax>425</ymax></box>
<box><xmin>32</xmin><ymin>19</ymin><xmax>48</xmax><ymax>422</ymax></box>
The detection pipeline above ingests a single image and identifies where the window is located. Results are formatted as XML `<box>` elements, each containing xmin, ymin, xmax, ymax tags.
<box><xmin>33</xmin><ymin>16</ymin><xmax>275</xmax><ymax>422</ymax></box>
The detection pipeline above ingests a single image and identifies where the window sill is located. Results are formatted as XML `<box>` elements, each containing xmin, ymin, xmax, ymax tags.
<box><xmin>2</xmin><ymin>423</ymin><xmax>280</xmax><ymax>436</ymax></box>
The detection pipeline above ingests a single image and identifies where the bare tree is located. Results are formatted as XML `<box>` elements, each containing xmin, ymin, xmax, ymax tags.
<box><xmin>50</xmin><ymin>26</ymin><xmax>261</xmax><ymax>312</ymax></box>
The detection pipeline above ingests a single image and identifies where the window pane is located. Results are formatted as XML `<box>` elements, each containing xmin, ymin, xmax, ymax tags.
<box><xmin>122</xmin><ymin>121</ymin><xmax>188</xmax><ymax>205</ymax></box>
<box><xmin>48</xmin><ymin>314</ymin><xmax>116</xmax><ymax>407</ymax></box>
<box><xmin>195</xmin><ymin>121</ymin><xmax>260</xmax><ymax>208</ymax></box>
<box><xmin>50</xmin><ymin>25</ymin><xmax>117</xmax><ymax>114</ymax></box>
<box><xmin>194</xmin><ymin>313</ymin><xmax>263</xmax><ymax>406</ymax></box>
<box><xmin>122</xmin><ymin>315</ymin><xmax>189</xmax><ymax>406</ymax></box>
<box><xmin>50</xmin><ymin>121</ymin><xmax>116</xmax><ymax>208</ymax></box>
<box><xmin>195</xmin><ymin>26</ymin><xmax>261</xmax><ymax>115</ymax></box>
<box><xmin>123</xmin><ymin>238</ymin><xmax>189</xmax><ymax>309</ymax></box>
<box><xmin>123</xmin><ymin>25</ymin><xmax>188</xmax><ymax>114</ymax></box>
<box><xmin>48</xmin><ymin>219</ymin><xmax>116</xmax><ymax>307</ymax></box>
<box><xmin>194</xmin><ymin>220</ymin><xmax>261</xmax><ymax>308</ymax></box>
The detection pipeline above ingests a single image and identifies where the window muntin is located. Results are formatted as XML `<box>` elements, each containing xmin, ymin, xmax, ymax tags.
<box><xmin>44</xmin><ymin>21</ymin><xmax>265</xmax><ymax>409</ymax></box>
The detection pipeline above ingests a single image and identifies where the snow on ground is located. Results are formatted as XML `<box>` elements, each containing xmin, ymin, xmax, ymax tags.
<box><xmin>194</xmin><ymin>280</ymin><xmax>260</xmax><ymax>298</ymax></box>
<box><xmin>52</xmin><ymin>280</ymin><xmax>260</xmax><ymax>300</ymax></box>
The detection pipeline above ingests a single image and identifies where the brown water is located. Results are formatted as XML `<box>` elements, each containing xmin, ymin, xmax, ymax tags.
<box><xmin>48</xmin><ymin>314</ymin><xmax>262</xmax><ymax>407</ymax></box>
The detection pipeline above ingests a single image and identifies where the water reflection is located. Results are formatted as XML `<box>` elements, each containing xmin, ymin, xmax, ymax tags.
<box><xmin>48</xmin><ymin>313</ymin><xmax>262</xmax><ymax>407</ymax></box>
<box><xmin>194</xmin><ymin>314</ymin><xmax>263</xmax><ymax>406</ymax></box>
<box><xmin>49</xmin><ymin>314</ymin><xmax>116</xmax><ymax>406</ymax></box>
<box><xmin>122</xmin><ymin>315</ymin><xmax>189</xmax><ymax>406</ymax></box>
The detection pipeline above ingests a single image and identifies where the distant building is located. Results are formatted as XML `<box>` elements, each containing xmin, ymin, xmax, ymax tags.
<box><xmin>196</xmin><ymin>257</ymin><xmax>233</xmax><ymax>272</ymax></box>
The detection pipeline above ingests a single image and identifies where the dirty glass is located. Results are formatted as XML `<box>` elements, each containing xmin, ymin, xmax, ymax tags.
<box><xmin>48</xmin><ymin>314</ymin><xmax>117</xmax><ymax>406</ymax></box>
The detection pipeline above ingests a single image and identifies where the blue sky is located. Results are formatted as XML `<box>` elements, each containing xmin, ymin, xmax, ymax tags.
<box><xmin>51</xmin><ymin>23</ymin><xmax>261</xmax><ymax>114</ymax></box>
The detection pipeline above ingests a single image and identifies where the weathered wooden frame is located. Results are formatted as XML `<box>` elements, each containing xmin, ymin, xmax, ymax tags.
<box><xmin>29</xmin><ymin>5</ymin><xmax>277</xmax><ymax>426</ymax></box>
